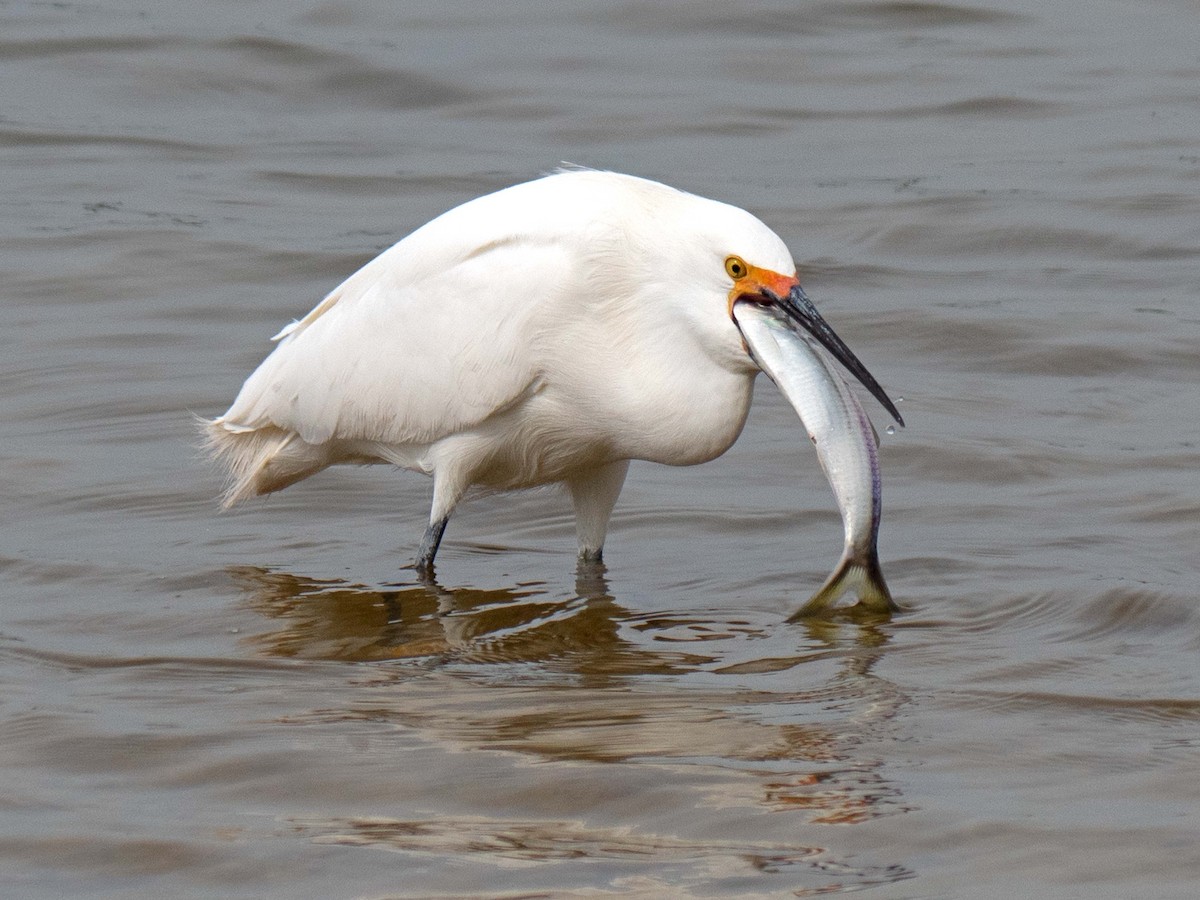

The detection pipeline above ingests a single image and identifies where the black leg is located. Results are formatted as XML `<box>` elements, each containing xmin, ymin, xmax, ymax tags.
<box><xmin>577</xmin><ymin>546</ymin><xmax>604</xmax><ymax>563</ymax></box>
<box><xmin>416</xmin><ymin>516</ymin><xmax>449</xmax><ymax>575</ymax></box>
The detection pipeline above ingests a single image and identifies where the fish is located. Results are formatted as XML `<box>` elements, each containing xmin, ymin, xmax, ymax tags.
<box><xmin>732</xmin><ymin>301</ymin><xmax>898</xmax><ymax>618</ymax></box>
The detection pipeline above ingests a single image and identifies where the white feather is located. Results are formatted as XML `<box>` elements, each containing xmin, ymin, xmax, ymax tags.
<box><xmin>206</xmin><ymin>168</ymin><xmax>893</xmax><ymax>580</ymax></box>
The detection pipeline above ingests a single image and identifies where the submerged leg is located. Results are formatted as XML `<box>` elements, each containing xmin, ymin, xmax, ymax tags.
<box><xmin>416</xmin><ymin>516</ymin><xmax>449</xmax><ymax>575</ymax></box>
<box><xmin>567</xmin><ymin>459</ymin><xmax>630</xmax><ymax>562</ymax></box>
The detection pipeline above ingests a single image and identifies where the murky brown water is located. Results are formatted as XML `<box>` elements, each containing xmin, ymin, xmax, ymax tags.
<box><xmin>3</xmin><ymin>0</ymin><xmax>1199</xmax><ymax>896</ymax></box>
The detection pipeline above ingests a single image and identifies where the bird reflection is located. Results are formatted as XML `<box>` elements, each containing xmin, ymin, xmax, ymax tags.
<box><xmin>229</xmin><ymin>560</ymin><xmax>699</xmax><ymax>680</ymax></box>
<box><xmin>231</xmin><ymin>562</ymin><xmax>909</xmax><ymax>826</ymax></box>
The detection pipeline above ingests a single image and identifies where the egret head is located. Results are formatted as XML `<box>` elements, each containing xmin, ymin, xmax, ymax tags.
<box><xmin>721</xmin><ymin>249</ymin><xmax>903</xmax><ymax>426</ymax></box>
<box><xmin>645</xmin><ymin>185</ymin><xmax>903</xmax><ymax>426</ymax></box>
<box><xmin>542</xmin><ymin>170</ymin><xmax>902</xmax><ymax>426</ymax></box>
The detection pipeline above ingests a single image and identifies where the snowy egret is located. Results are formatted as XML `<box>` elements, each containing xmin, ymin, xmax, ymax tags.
<box><xmin>206</xmin><ymin>169</ymin><xmax>902</xmax><ymax>593</ymax></box>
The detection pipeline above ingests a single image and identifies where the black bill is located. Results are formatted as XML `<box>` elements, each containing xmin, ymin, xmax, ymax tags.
<box><xmin>763</xmin><ymin>284</ymin><xmax>904</xmax><ymax>426</ymax></box>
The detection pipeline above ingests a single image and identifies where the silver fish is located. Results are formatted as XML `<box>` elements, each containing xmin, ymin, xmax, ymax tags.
<box><xmin>733</xmin><ymin>301</ymin><xmax>898</xmax><ymax>617</ymax></box>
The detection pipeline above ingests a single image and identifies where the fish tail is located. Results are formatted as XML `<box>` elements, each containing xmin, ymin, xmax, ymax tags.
<box><xmin>787</xmin><ymin>547</ymin><xmax>897</xmax><ymax>620</ymax></box>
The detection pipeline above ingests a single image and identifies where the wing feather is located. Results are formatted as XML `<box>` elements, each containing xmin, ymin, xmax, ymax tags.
<box><xmin>217</xmin><ymin>232</ymin><xmax>573</xmax><ymax>449</ymax></box>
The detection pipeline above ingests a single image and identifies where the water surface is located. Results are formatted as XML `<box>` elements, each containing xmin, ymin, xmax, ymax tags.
<box><xmin>3</xmin><ymin>0</ymin><xmax>1199</xmax><ymax>896</ymax></box>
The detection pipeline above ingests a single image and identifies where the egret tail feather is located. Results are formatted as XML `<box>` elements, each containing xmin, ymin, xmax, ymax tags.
<box><xmin>202</xmin><ymin>419</ymin><xmax>327</xmax><ymax>507</ymax></box>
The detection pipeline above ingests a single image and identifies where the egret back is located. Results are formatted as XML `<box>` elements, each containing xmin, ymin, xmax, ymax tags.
<box><xmin>206</xmin><ymin>169</ymin><xmax>790</xmax><ymax>509</ymax></box>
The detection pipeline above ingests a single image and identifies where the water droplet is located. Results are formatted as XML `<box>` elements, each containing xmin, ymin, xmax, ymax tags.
<box><xmin>896</xmin><ymin>397</ymin><xmax>905</xmax><ymax>403</ymax></box>
<box><xmin>885</xmin><ymin>425</ymin><xmax>896</xmax><ymax>435</ymax></box>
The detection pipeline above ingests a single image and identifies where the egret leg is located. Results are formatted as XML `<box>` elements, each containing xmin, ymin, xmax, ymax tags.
<box><xmin>574</xmin><ymin>555</ymin><xmax>610</xmax><ymax>600</ymax></box>
<box><xmin>416</xmin><ymin>516</ymin><xmax>449</xmax><ymax>574</ymax></box>
<box><xmin>418</xmin><ymin>469</ymin><xmax>470</xmax><ymax>575</ymax></box>
<box><xmin>568</xmin><ymin>459</ymin><xmax>630</xmax><ymax>562</ymax></box>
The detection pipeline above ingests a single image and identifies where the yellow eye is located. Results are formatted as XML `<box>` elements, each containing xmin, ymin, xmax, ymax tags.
<box><xmin>724</xmin><ymin>256</ymin><xmax>748</xmax><ymax>280</ymax></box>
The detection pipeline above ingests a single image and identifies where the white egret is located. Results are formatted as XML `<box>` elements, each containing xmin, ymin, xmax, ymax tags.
<box><xmin>206</xmin><ymin>169</ymin><xmax>902</xmax><ymax>601</ymax></box>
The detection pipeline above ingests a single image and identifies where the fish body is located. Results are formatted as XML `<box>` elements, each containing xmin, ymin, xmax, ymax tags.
<box><xmin>733</xmin><ymin>302</ymin><xmax>896</xmax><ymax>617</ymax></box>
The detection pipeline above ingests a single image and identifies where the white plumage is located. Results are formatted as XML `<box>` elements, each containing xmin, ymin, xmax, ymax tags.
<box><xmin>207</xmin><ymin>169</ymin><xmax>899</xmax><ymax>573</ymax></box>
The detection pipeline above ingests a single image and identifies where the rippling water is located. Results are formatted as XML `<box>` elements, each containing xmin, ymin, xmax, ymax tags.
<box><xmin>3</xmin><ymin>0</ymin><xmax>1199</xmax><ymax>896</ymax></box>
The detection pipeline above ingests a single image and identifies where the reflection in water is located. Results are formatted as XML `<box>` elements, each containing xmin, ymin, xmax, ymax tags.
<box><xmin>294</xmin><ymin>814</ymin><xmax>912</xmax><ymax>892</ymax></box>
<box><xmin>232</xmin><ymin>560</ymin><xmax>702</xmax><ymax>677</ymax></box>
<box><xmin>233</xmin><ymin>563</ymin><xmax>914</xmax><ymax>890</ymax></box>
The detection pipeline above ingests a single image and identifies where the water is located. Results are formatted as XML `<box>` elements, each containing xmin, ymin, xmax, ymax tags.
<box><xmin>3</xmin><ymin>0</ymin><xmax>1199</xmax><ymax>896</ymax></box>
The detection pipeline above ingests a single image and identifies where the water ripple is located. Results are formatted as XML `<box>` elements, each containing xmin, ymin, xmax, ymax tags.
<box><xmin>295</xmin><ymin>814</ymin><xmax>915</xmax><ymax>894</ymax></box>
